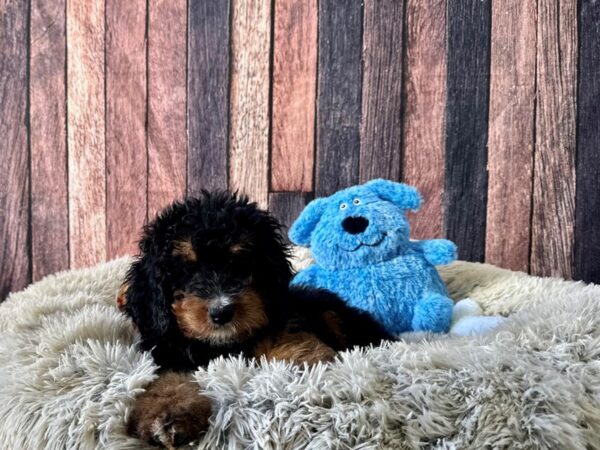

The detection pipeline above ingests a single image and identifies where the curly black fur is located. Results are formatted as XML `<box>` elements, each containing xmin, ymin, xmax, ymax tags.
<box><xmin>123</xmin><ymin>191</ymin><xmax>393</xmax><ymax>372</ymax></box>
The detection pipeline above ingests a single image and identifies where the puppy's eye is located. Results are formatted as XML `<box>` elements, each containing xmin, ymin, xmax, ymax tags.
<box><xmin>340</xmin><ymin>203</ymin><xmax>348</xmax><ymax>210</ymax></box>
<box><xmin>353</xmin><ymin>198</ymin><xmax>361</xmax><ymax>205</ymax></box>
<box><xmin>173</xmin><ymin>290</ymin><xmax>185</xmax><ymax>301</ymax></box>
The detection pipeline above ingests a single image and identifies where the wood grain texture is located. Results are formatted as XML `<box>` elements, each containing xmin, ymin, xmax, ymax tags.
<box><xmin>574</xmin><ymin>0</ymin><xmax>600</xmax><ymax>283</ymax></box>
<box><xmin>485</xmin><ymin>0</ymin><xmax>536</xmax><ymax>272</ymax></box>
<box><xmin>67</xmin><ymin>0</ymin><xmax>106</xmax><ymax>268</ymax></box>
<box><xmin>360</xmin><ymin>0</ymin><xmax>403</xmax><ymax>184</ymax></box>
<box><xmin>531</xmin><ymin>0</ymin><xmax>577</xmax><ymax>279</ymax></box>
<box><xmin>147</xmin><ymin>0</ymin><xmax>187</xmax><ymax>218</ymax></box>
<box><xmin>106</xmin><ymin>0</ymin><xmax>147</xmax><ymax>258</ymax></box>
<box><xmin>229</xmin><ymin>0</ymin><xmax>272</xmax><ymax>208</ymax></box>
<box><xmin>445</xmin><ymin>0</ymin><xmax>491</xmax><ymax>262</ymax></box>
<box><xmin>271</xmin><ymin>0</ymin><xmax>317</xmax><ymax>192</ymax></box>
<box><xmin>187</xmin><ymin>0</ymin><xmax>230</xmax><ymax>196</ymax></box>
<box><xmin>315</xmin><ymin>0</ymin><xmax>362</xmax><ymax>197</ymax></box>
<box><xmin>268</xmin><ymin>192</ymin><xmax>313</xmax><ymax>237</ymax></box>
<box><xmin>30</xmin><ymin>0</ymin><xmax>68</xmax><ymax>280</ymax></box>
<box><xmin>402</xmin><ymin>0</ymin><xmax>446</xmax><ymax>239</ymax></box>
<box><xmin>0</xmin><ymin>0</ymin><xmax>29</xmax><ymax>298</ymax></box>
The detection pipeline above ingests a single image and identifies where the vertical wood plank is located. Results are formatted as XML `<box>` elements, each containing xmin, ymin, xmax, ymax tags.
<box><xmin>271</xmin><ymin>0</ymin><xmax>317</xmax><ymax>192</ymax></box>
<box><xmin>360</xmin><ymin>0</ymin><xmax>403</xmax><ymax>184</ymax></box>
<box><xmin>315</xmin><ymin>0</ymin><xmax>362</xmax><ymax>197</ymax></box>
<box><xmin>187</xmin><ymin>0</ymin><xmax>230</xmax><ymax>196</ymax></box>
<box><xmin>229</xmin><ymin>0</ymin><xmax>272</xmax><ymax>208</ymax></box>
<box><xmin>485</xmin><ymin>0</ymin><xmax>536</xmax><ymax>272</ymax></box>
<box><xmin>147</xmin><ymin>0</ymin><xmax>187</xmax><ymax>218</ymax></box>
<box><xmin>67</xmin><ymin>0</ymin><xmax>106</xmax><ymax>268</ymax></box>
<box><xmin>268</xmin><ymin>192</ymin><xmax>313</xmax><ymax>237</ymax></box>
<box><xmin>402</xmin><ymin>0</ymin><xmax>446</xmax><ymax>239</ymax></box>
<box><xmin>30</xmin><ymin>0</ymin><xmax>68</xmax><ymax>280</ymax></box>
<box><xmin>0</xmin><ymin>0</ymin><xmax>29</xmax><ymax>298</ymax></box>
<box><xmin>531</xmin><ymin>0</ymin><xmax>577</xmax><ymax>279</ymax></box>
<box><xmin>574</xmin><ymin>0</ymin><xmax>600</xmax><ymax>283</ymax></box>
<box><xmin>106</xmin><ymin>0</ymin><xmax>147</xmax><ymax>258</ymax></box>
<box><xmin>445</xmin><ymin>0</ymin><xmax>491</xmax><ymax>262</ymax></box>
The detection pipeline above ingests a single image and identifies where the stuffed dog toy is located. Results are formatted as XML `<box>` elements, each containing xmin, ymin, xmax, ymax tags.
<box><xmin>289</xmin><ymin>179</ymin><xmax>457</xmax><ymax>335</ymax></box>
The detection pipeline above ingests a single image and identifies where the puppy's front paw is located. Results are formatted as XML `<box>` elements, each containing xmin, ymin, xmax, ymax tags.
<box><xmin>128</xmin><ymin>372</ymin><xmax>212</xmax><ymax>449</ymax></box>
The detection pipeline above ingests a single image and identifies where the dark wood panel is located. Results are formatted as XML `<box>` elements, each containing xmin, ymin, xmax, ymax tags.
<box><xmin>444</xmin><ymin>0</ymin><xmax>491</xmax><ymax>262</ymax></box>
<box><xmin>147</xmin><ymin>0</ymin><xmax>187</xmax><ymax>219</ymax></box>
<box><xmin>359</xmin><ymin>0</ymin><xmax>403</xmax><ymax>183</ymax></box>
<box><xmin>271</xmin><ymin>0</ymin><xmax>317</xmax><ymax>192</ymax></box>
<box><xmin>229</xmin><ymin>0</ymin><xmax>272</xmax><ymax>209</ymax></box>
<box><xmin>67</xmin><ymin>0</ymin><xmax>106</xmax><ymax>268</ymax></box>
<box><xmin>574</xmin><ymin>0</ymin><xmax>600</xmax><ymax>283</ymax></box>
<box><xmin>30</xmin><ymin>0</ymin><xmax>68</xmax><ymax>280</ymax></box>
<box><xmin>268</xmin><ymin>192</ymin><xmax>313</xmax><ymax>239</ymax></box>
<box><xmin>187</xmin><ymin>0</ymin><xmax>230</xmax><ymax>196</ymax></box>
<box><xmin>0</xmin><ymin>0</ymin><xmax>29</xmax><ymax>298</ymax></box>
<box><xmin>315</xmin><ymin>0</ymin><xmax>362</xmax><ymax>197</ymax></box>
<box><xmin>485</xmin><ymin>0</ymin><xmax>536</xmax><ymax>272</ymax></box>
<box><xmin>531</xmin><ymin>0</ymin><xmax>577</xmax><ymax>279</ymax></box>
<box><xmin>402</xmin><ymin>0</ymin><xmax>445</xmax><ymax>239</ymax></box>
<box><xmin>106</xmin><ymin>0</ymin><xmax>147</xmax><ymax>258</ymax></box>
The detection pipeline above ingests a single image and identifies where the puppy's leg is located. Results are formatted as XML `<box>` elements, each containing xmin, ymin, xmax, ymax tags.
<box><xmin>254</xmin><ymin>331</ymin><xmax>336</xmax><ymax>365</ymax></box>
<box><xmin>127</xmin><ymin>372</ymin><xmax>212</xmax><ymax>449</ymax></box>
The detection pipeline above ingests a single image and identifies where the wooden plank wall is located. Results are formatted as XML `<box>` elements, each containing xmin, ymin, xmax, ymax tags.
<box><xmin>1</xmin><ymin>0</ymin><xmax>599</xmax><ymax>299</ymax></box>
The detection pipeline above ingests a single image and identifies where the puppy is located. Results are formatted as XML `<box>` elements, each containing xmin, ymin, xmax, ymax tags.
<box><xmin>121</xmin><ymin>191</ymin><xmax>393</xmax><ymax>448</ymax></box>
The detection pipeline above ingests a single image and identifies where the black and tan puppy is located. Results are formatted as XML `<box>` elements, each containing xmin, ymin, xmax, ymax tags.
<box><xmin>120</xmin><ymin>191</ymin><xmax>393</xmax><ymax>448</ymax></box>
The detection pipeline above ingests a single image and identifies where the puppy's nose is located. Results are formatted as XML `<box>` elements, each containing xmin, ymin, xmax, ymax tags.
<box><xmin>342</xmin><ymin>216</ymin><xmax>369</xmax><ymax>234</ymax></box>
<box><xmin>209</xmin><ymin>304</ymin><xmax>234</xmax><ymax>325</ymax></box>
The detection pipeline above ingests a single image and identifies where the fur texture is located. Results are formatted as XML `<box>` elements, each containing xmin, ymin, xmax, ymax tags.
<box><xmin>1</xmin><ymin>254</ymin><xmax>600</xmax><ymax>448</ymax></box>
<box><xmin>121</xmin><ymin>192</ymin><xmax>392</xmax><ymax>374</ymax></box>
<box><xmin>119</xmin><ymin>192</ymin><xmax>392</xmax><ymax>447</ymax></box>
<box><xmin>289</xmin><ymin>179</ymin><xmax>457</xmax><ymax>334</ymax></box>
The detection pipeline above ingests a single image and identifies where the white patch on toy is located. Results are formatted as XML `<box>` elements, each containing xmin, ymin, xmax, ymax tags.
<box><xmin>450</xmin><ymin>298</ymin><xmax>506</xmax><ymax>336</ymax></box>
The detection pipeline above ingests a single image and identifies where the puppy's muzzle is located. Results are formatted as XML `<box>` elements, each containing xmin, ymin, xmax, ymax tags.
<box><xmin>209</xmin><ymin>303</ymin><xmax>235</xmax><ymax>325</ymax></box>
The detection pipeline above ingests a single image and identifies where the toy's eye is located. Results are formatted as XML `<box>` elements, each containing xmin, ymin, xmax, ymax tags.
<box><xmin>339</xmin><ymin>203</ymin><xmax>348</xmax><ymax>210</ymax></box>
<box><xmin>353</xmin><ymin>198</ymin><xmax>361</xmax><ymax>205</ymax></box>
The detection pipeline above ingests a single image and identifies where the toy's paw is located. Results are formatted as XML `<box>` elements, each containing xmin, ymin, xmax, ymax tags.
<box><xmin>450</xmin><ymin>298</ymin><xmax>507</xmax><ymax>336</ymax></box>
<box><xmin>420</xmin><ymin>239</ymin><xmax>457</xmax><ymax>266</ymax></box>
<box><xmin>128</xmin><ymin>372</ymin><xmax>211</xmax><ymax>449</ymax></box>
<box><xmin>291</xmin><ymin>264</ymin><xmax>324</xmax><ymax>287</ymax></box>
<box><xmin>451</xmin><ymin>298</ymin><xmax>483</xmax><ymax>323</ymax></box>
<box><xmin>412</xmin><ymin>294</ymin><xmax>453</xmax><ymax>333</ymax></box>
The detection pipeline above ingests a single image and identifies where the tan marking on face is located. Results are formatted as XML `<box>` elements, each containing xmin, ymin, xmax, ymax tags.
<box><xmin>116</xmin><ymin>282</ymin><xmax>129</xmax><ymax>311</ymax></box>
<box><xmin>230</xmin><ymin>234</ymin><xmax>253</xmax><ymax>254</ymax></box>
<box><xmin>172</xmin><ymin>295</ymin><xmax>212</xmax><ymax>340</ymax></box>
<box><xmin>172</xmin><ymin>239</ymin><xmax>197</xmax><ymax>262</ymax></box>
<box><xmin>171</xmin><ymin>289</ymin><xmax>268</xmax><ymax>345</ymax></box>
<box><xmin>253</xmin><ymin>331</ymin><xmax>336</xmax><ymax>365</ymax></box>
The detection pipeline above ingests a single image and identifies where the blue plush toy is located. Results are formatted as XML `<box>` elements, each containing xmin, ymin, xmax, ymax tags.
<box><xmin>289</xmin><ymin>179</ymin><xmax>457</xmax><ymax>335</ymax></box>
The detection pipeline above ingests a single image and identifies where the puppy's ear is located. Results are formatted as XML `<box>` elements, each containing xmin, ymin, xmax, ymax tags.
<box><xmin>365</xmin><ymin>178</ymin><xmax>422</xmax><ymax>211</ymax></box>
<box><xmin>123</xmin><ymin>253</ymin><xmax>172</xmax><ymax>338</ymax></box>
<box><xmin>289</xmin><ymin>197</ymin><xmax>327</xmax><ymax>246</ymax></box>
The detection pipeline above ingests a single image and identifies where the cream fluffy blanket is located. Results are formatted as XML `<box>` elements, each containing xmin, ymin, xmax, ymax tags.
<box><xmin>1</xmin><ymin>250</ymin><xmax>600</xmax><ymax>449</ymax></box>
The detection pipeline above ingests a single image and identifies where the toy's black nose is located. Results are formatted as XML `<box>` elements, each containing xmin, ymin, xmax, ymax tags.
<box><xmin>342</xmin><ymin>216</ymin><xmax>369</xmax><ymax>234</ymax></box>
<box><xmin>209</xmin><ymin>304</ymin><xmax>235</xmax><ymax>325</ymax></box>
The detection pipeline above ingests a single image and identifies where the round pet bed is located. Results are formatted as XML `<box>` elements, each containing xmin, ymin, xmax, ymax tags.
<box><xmin>1</xmin><ymin>249</ymin><xmax>599</xmax><ymax>449</ymax></box>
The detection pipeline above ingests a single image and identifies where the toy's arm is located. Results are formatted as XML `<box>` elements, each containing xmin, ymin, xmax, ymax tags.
<box><xmin>291</xmin><ymin>264</ymin><xmax>321</xmax><ymax>287</ymax></box>
<box><xmin>411</xmin><ymin>239</ymin><xmax>457</xmax><ymax>266</ymax></box>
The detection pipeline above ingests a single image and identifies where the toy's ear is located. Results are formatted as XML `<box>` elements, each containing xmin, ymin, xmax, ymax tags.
<box><xmin>365</xmin><ymin>179</ymin><xmax>422</xmax><ymax>211</ymax></box>
<box><xmin>289</xmin><ymin>197</ymin><xmax>328</xmax><ymax>246</ymax></box>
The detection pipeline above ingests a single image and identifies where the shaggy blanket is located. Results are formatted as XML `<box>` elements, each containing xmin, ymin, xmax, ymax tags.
<box><xmin>1</xmin><ymin>250</ymin><xmax>600</xmax><ymax>449</ymax></box>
